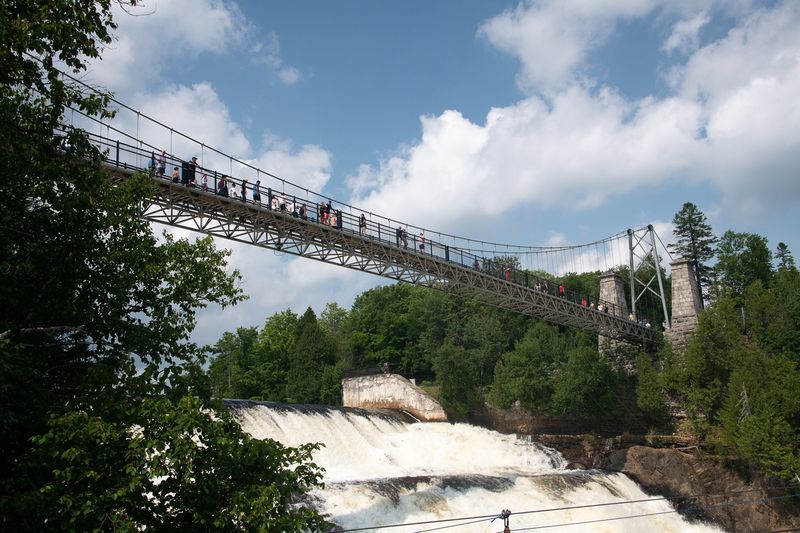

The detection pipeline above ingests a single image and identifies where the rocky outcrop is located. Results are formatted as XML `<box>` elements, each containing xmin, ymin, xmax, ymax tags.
<box><xmin>470</xmin><ymin>402</ymin><xmax>649</xmax><ymax>436</ymax></box>
<box><xmin>472</xmin><ymin>404</ymin><xmax>800</xmax><ymax>531</ymax></box>
<box><xmin>601</xmin><ymin>446</ymin><xmax>800</xmax><ymax>532</ymax></box>
<box><xmin>342</xmin><ymin>373</ymin><xmax>447</xmax><ymax>422</ymax></box>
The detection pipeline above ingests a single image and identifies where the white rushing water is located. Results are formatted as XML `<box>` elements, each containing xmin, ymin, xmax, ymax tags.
<box><xmin>228</xmin><ymin>401</ymin><xmax>723</xmax><ymax>532</ymax></box>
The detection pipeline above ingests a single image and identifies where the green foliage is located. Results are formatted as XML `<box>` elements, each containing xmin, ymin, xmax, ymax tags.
<box><xmin>635</xmin><ymin>354</ymin><xmax>670</xmax><ymax>426</ymax></box>
<box><xmin>433</xmin><ymin>343</ymin><xmax>480</xmax><ymax>422</ymax></box>
<box><xmin>682</xmin><ymin>294</ymin><xmax>745</xmax><ymax>419</ymax></box>
<box><xmin>560</xmin><ymin>271</ymin><xmax>601</xmax><ymax>303</ymax></box>
<box><xmin>669</xmin><ymin>202</ymin><xmax>717</xmax><ymax>307</ymax></box>
<box><xmin>742</xmin><ymin>275</ymin><xmax>800</xmax><ymax>360</ymax></box>
<box><xmin>673</xmin><ymin>268</ymin><xmax>800</xmax><ymax>480</ymax></box>
<box><xmin>714</xmin><ymin>230</ymin><xmax>773</xmax><ymax>302</ymax></box>
<box><xmin>489</xmin><ymin>323</ymin><xmax>576</xmax><ymax>410</ymax></box>
<box><xmin>0</xmin><ymin>2</ymin><xmax>324</xmax><ymax>527</ymax></box>
<box><xmin>775</xmin><ymin>242</ymin><xmax>796</xmax><ymax>271</ymax></box>
<box><xmin>208</xmin><ymin>311</ymin><xmax>299</xmax><ymax>401</ymax></box>
<box><xmin>550</xmin><ymin>346</ymin><xmax>616</xmax><ymax>417</ymax></box>
<box><xmin>718</xmin><ymin>350</ymin><xmax>800</xmax><ymax>479</ymax></box>
<box><xmin>27</xmin><ymin>396</ymin><xmax>327</xmax><ymax>532</ymax></box>
<box><xmin>286</xmin><ymin>308</ymin><xmax>341</xmax><ymax>404</ymax></box>
<box><xmin>346</xmin><ymin>284</ymin><xmax>417</xmax><ymax>369</ymax></box>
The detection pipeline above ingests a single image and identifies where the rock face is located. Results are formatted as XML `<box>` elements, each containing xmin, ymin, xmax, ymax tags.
<box><xmin>473</xmin><ymin>405</ymin><xmax>800</xmax><ymax>531</ymax></box>
<box><xmin>471</xmin><ymin>402</ymin><xmax>649</xmax><ymax>436</ymax></box>
<box><xmin>342</xmin><ymin>374</ymin><xmax>448</xmax><ymax>422</ymax></box>
<box><xmin>601</xmin><ymin>446</ymin><xmax>800</xmax><ymax>532</ymax></box>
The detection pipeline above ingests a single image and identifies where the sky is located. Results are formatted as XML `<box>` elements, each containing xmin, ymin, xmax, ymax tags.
<box><xmin>83</xmin><ymin>0</ymin><xmax>800</xmax><ymax>346</ymax></box>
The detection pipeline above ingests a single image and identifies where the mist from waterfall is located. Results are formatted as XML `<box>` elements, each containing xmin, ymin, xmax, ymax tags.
<box><xmin>227</xmin><ymin>400</ymin><xmax>722</xmax><ymax>532</ymax></box>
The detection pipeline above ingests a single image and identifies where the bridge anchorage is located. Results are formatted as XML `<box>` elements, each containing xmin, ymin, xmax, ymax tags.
<box><xmin>64</xmin><ymin>88</ymin><xmax>691</xmax><ymax>349</ymax></box>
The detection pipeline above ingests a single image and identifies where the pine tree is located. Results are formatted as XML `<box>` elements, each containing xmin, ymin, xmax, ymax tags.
<box><xmin>776</xmin><ymin>242</ymin><xmax>796</xmax><ymax>271</ymax></box>
<box><xmin>669</xmin><ymin>202</ymin><xmax>717</xmax><ymax>308</ymax></box>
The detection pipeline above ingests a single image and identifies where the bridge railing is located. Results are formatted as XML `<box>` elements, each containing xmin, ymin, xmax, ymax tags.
<box><xmin>63</xmin><ymin>122</ymin><xmax>657</xmax><ymax>332</ymax></box>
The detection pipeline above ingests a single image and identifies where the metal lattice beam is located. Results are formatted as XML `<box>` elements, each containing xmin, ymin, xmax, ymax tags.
<box><xmin>108</xmin><ymin>165</ymin><xmax>654</xmax><ymax>345</ymax></box>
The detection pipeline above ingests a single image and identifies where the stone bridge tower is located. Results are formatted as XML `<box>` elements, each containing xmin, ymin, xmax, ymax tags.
<box><xmin>665</xmin><ymin>257</ymin><xmax>703</xmax><ymax>351</ymax></box>
<box><xmin>598</xmin><ymin>270</ymin><xmax>629</xmax><ymax>353</ymax></box>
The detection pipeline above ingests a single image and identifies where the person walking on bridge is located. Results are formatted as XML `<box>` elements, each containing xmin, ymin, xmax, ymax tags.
<box><xmin>359</xmin><ymin>214</ymin><xmax>367</xmax><ymax>237</ymax></box>
<box><xmin>157</xmin><ymin>149</ymin><xmax>166</xmax><ymax>176</ymax></box>
<box><xmin>418</xmin><ymin>232</ymin><xmax>425</xmax><ymax>254</ymax></box>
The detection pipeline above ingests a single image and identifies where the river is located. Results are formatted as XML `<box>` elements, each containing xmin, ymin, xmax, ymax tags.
<box><xmin>226</xmin><ymin>400</ymin><xmax>723</xmax><ymax>532</ymax></box>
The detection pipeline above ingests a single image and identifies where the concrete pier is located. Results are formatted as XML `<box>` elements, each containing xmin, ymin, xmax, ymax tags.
<box><xmin>342</xmin><ymin>373</ymin><xmax>448</xmax><ymax>422</ymax></box>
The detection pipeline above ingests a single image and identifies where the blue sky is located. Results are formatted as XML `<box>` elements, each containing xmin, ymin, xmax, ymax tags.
<box><xmin>87</xmin><ymin>0</ymin><xmax>800</xmax><ymax>345</ymax></box>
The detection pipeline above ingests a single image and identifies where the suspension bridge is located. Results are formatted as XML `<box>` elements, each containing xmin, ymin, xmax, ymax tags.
<box><xmin>65</xmin><ymin>94</ymin><xmax>674</xmax><ymax>347</ymax></box>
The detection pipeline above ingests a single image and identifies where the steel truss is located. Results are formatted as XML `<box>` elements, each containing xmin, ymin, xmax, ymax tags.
<box><xmin>108</xmin><ymin>165</ymin><xmax>654</xmax><ymax>346</ymax></box>
<box><xmin>627</xmin><ymin>225</ymin><xmax>670</xmax><ymax>328</ymax></box>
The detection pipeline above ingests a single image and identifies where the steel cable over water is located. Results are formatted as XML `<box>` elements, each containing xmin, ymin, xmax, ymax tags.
<box><xmin>328</xmin><ymin>485</ymin><xmax>800</xmax><ymax>532</ymax></box>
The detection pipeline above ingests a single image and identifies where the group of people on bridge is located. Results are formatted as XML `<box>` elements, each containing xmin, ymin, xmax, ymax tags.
<box><xmin>147</xmin><ymin>150</ymin><xmax>653</xmax><ymax>329</ymax></box>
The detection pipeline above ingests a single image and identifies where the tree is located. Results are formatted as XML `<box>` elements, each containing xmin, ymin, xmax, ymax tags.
<box><xmin>669</xmin><ymin>202</ymin><xmax>717</xmax><ymax>308</ymax></box>
<box><xmin>488</xmin><ymin>323</ymin><xmax>571</xmax><ymax>411</ymax></box>
<box><xmin>207</xmin><ymin>311</ymin><xmax>300</xmax><ymax>402</ymax></box>
<box><xmin>285</xmin><ymin>308</ymin><xmax>340</xmax><ymax>404</ymax></box>
<box><xmin>635</xmin><ymin>354</ymin><xmax>670</xmax><ymax>427</ymax></box>
<box><xmin>718</xmin><ymin>349</ymin><xmax>800</xmax><ymax>480</ymax></box>
<box><xmin>714</xmin><ymin>231</ymin><xmax>772</xmax><ymax>302</ymax></box>
<box><xmin>550</xmin><ymin>346</ymin><xmax>616</xmax><ymax>417</ymax></box>
<box><xmin>208</xmin><ymin>327</ymin><xmax>260</xmax><ymax>399</ymax></box>
<box><xmin>433</xmin><ymin>343</ymin><xmax>480</xmax><ymax>421</ymax></box>
<box><xmin>682</xmin><ymin>294</ymin><xmax>746</xmax><ymax>420</ymax></box>
<box><xmin>0</xmin><ymin>2</ymin><xmax>324</xmax><ymax>528</ymax></box>
<box><xmin>775</xmin><ymin>242</ymin><xmax>796</xmax><ymax>271</ymax></box>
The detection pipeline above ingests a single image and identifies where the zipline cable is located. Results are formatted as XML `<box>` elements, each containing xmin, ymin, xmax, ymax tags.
<box><xmin>500</xmin><ymin>491</ymin><xmax>800</xmax><ymax>532</ymax></box>
<box><xmin>328</xmin><ymin>484</ymin><xmax>800</xmax><ymax>532</ymax></box>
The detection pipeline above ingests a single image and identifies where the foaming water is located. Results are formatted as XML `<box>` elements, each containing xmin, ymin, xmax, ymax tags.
<box><xmin>226</xmin><ymin>400</ymin><xmax>722</xmax><ymax>532</ymax></box>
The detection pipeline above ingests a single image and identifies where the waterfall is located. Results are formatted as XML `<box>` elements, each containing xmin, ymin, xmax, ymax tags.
<box><xmin>226</xmin><ymin>400</ymin><xmax>722</xmax><ymax>532</ymax></box>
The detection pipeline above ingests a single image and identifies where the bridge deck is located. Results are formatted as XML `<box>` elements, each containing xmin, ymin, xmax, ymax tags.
<box><xmin>102</xmin><ymin>158</ymin><xmax>654</xmax><ymax>346</ymax></box>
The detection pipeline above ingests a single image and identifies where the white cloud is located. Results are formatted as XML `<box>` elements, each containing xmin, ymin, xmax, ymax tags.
<box><xmin>88</xmin><ymin>0</ymin><xmax>243</xmax><ymax>89</ymax></box>
<box><xmin>349</xmin><ymin>0</ymin><xmax>800</xmax><ymax>234</ymax></box>
<box><xmin>662</xmin><ymin>12</ymin><xmax>710</xmax><ymax>54</ymax></box>
<box><xmin>478</xmin><ymin>0</ymin><xmax>660</xmax><ymax>93</ymax></box>
<box><xmin>348</xmin><ymin>87</ymin><xmax>703</xmax><ymax>230</ymax></box>
<box><xmin>251</xmin><ymin>33</ymin><xmax>303</xmax><ymax>86</ymax></box>
<box><xmin>676</xmin><ymin>2</ymin><xmax>800</xmax><ymax>215</ymax></box>
<box><xmin>127</xmin><ymin>83</ymin><xmax>251</xmax><ymax>163</ymax></box>
<box><xmin>278</xmin><ymin>67</ymin><xmax>301</xmax><ymax>86</ymax></box>
<box><xmin>250</xmin><ymin>136</ymin><xmax>332</xmax><ymax>192</ymax></box>
<box><xmin>87</xmin><ymin>0</ymin><xmax>300</xmax><ymax>91</ymax></box>
<box><xmin>674</xmin><ymin>1</ymin><xmax>800</xmax><ymax>102</ymax></box>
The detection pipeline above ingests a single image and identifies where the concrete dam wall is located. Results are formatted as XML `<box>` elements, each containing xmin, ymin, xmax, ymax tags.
<box><xmin>342</xmin><ymin>374</ymin><xmax>448</xmax><ymax>422</ymax></box>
